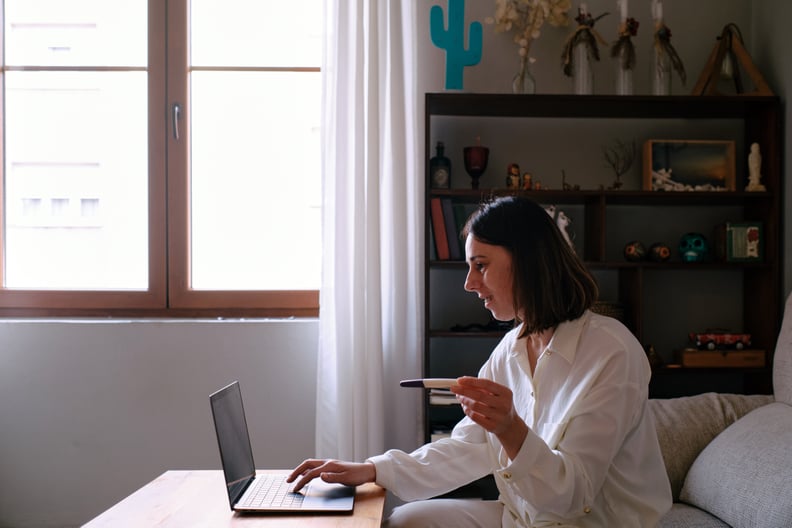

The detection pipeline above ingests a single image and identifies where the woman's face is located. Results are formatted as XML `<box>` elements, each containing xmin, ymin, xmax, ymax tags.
<box><xmin>464</xmin><ymin>234</ymin><xmax>516</xmax><ymax>321</ymax></box>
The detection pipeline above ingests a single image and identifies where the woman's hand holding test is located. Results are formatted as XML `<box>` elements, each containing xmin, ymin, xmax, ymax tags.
<box><xmin>451</xmin><ymin>376</ymin><xmax>528</xmax><ymax>460</ymax></box>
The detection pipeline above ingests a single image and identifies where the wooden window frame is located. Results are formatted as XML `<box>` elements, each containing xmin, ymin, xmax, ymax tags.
<box><xmin>0</xmin><ymin>0</ymin><xmax>319</xmax><ymax>318</ymax></box>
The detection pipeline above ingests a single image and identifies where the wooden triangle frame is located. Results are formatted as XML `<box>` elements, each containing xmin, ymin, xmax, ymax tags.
<box><xmin>692</xmin><ymin>24</ymin><xmax>774</xmax><ymax>96</ymax></box>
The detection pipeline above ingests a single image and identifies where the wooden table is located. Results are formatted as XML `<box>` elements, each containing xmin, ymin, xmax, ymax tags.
<box><xmin>82</xmin><ymin>470</ymin><xmax>386</xmax><ymax>527</ymax></box>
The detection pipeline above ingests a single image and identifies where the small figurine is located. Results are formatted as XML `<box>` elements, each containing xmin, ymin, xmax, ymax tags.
<box><xmin>506</xmin><ymin>163</ymin><xmax>521</xmax><ymax>189</ymax></box>
<box><xmin>556</xmin><ymin>210</ymin><xmax>573</xmax><ymax>247</ymax></box>
<box><xmin>745</xmin><ymin>142</ymin><xmax>766</xmax><ymax>191</ymax></box>
<box><xmin>521</xmin><ymin>172</ymin><xmax>533</xmax><ymax>190</ymax></box>
<box><xmin>624</xmin><ymin>240</ymin><xmax>646</xmax><ymax>261</ymax></box>
<box><xmin>561</xmin><ymin>170</ymin><xmax>580</xmax><ymax>191</ymax></box>
<box><xmin>649</xmin><ymin>243</ymin><xmax>671</xmax><ymax>262</ymax></box>
<box><xmin>544</xmin><ymin>205</ymin><xmax>574</xmax><ymax>249</ymax></box>
<box><xmin>679</xmin><ymin>232</ymin><xmax>709</xmax><ymax>262</ymax></box>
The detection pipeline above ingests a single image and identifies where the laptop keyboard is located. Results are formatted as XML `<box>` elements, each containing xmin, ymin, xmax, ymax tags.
<box><xmin>240</xmin><ymin>474</ymin><xmax>305</xmax><ymax>509</ymax></box>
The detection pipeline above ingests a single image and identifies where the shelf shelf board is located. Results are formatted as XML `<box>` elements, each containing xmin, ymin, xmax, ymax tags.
<box><xmin>432</xmin><ymin>260</ymin><xmax>769</xmax><ymax>270</ymax></box>
<box><xmin>425</xmin><ymin>93</ymin><xmax>780</xmax><ymax>120</ymax></box>
<box><xmin>429</xmin><ymin>188</ymin><xmax>772</xmax><ymax>206</ymax></box>
<box><xmin>586</xmin><ymin>261</ymin><xmax>770</xmax><ymax>270</ymax></box>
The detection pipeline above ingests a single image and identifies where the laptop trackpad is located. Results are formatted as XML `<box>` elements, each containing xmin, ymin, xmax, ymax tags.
<box><xmin>302</xmin><ymin>479</ymin><xmax>355</xmax><ymax>511</ymax></box>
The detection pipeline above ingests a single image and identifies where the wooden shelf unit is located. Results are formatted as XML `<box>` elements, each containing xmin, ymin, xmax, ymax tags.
<box><xmin>423</xmin><ymin>93</ymin><xmax>782</xmax><ymax>442</ymax></box>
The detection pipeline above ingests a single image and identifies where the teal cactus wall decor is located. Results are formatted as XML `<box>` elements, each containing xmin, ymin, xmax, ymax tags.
<box><xmin>430</xmin><ymin>0</ymin><xmax>482</xmax><ymax>90</ymax></box>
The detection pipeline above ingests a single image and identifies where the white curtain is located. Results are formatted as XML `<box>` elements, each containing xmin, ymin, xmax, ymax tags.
<box><xmin>316</xmin><ymin>0</ymin><xmax>423</xmax><ymax>461</ymax></box>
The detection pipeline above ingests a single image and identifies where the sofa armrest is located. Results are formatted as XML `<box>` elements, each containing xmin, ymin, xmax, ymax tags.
<box><xmin>649</xmin><ymin>392</ymin><xmax>773</xmax><ymax>501</ymax></box>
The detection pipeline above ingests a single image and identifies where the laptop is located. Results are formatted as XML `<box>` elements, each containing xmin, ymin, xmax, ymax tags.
<box><xmin>209</xmin><ymin>380</ymin><xmax>355</xmax><ymax>513</ymax></box>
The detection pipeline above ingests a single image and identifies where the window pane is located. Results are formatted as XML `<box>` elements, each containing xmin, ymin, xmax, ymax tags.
<box><xmin>4</xmin><ymin>0</ymin><xmax>147</xmax><ymax>67</ymax></box>
<box><xmin>190</xmin><ymin>0</ymin><xmax>321</xmax><ymax>67</ymax></box>
<box><xmin>190</xmin><ymin>71</ymin><xmax>321</xmax><ymax>290</ymax></box>
<box><xmin>4</xmin><ymin>72</ymin><xmax>149</xmax><ymax>289</ymax></box>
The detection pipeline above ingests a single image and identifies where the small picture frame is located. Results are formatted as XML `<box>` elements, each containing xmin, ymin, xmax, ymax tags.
<box><xmin>714</xmin><ymin>221</ymin><xmax>763</xmax><ymax>262</ymax></box>
<box><xmin>643</xmin><ymin>140</ymin><xmax>736</xmax><ymax>191</ymax></box>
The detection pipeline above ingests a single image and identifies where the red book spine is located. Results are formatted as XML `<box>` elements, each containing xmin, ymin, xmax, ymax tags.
<box><xmin>430</xmin><ymin>198</ymin><xmax>450</xmax><ymax>260</ymax></box>
<box><xmin>441</xmin><ymin>198</ymin><xmax>461</xmax><ymax>260</ymax></box>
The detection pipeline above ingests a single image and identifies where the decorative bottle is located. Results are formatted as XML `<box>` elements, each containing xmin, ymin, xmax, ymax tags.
<box><xmin>573</xmin><ymin>42</ymin><xmax>594</xmax><ymax>95</ymax></box>
<box><xmin>614</xmin><ymin>14</ymin><xmax>638</xmax><ymax>96</ymax></box>
<box><xmin>653</xmin><ymin>46</ymin><xmax>672</xmax><ymax>95</ymax></box>
<box><xmin>430</xmin><ymin>141</ymin><xmax>451</xmax><ymax>189</ymax></box>
<box><xmin>651</xmin><ymin>0</ymin><xmax>676</xmax><ymax>96</ymax></box>
<box><xmin>512</xmin><ymin>56</ymin><xmax>537</xmax><ymax>94</ymax></box>
<box><xmin>615</xmin><ymin>50</ymin><xmax>634</xmax><ymax>95</ymax></box>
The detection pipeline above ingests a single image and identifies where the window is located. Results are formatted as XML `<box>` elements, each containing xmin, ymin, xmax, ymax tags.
<box><xmin>0</xmin><ymin>0</ymin><xmax>322</xmax><ymax>316</ymax></box>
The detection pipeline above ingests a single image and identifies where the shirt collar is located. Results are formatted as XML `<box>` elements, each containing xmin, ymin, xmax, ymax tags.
<box><xmin>510</xmin><ymin>310</ymin><xmax>591</xmax><ymax>364</ymax></box>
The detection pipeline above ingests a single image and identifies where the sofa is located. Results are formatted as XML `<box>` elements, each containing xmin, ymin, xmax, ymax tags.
<box><xmin>649</xmin><ymin>293</ymin><xmax>792</xmax><ymax>528</ymax></box>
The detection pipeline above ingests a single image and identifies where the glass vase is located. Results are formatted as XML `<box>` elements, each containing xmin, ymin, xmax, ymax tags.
<box><xmin>573</xmin><ymin>42</ymin><xmax>593</xmax><ymax>95</ymax></box>
<box><xmin>512</xmin><ymin>57</ymin><xmax>536</xmax><ymax>94</ymax></box>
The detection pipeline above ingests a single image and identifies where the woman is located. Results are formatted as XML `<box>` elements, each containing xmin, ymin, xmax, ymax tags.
<box><xmin>289</xmin><ymin>196</ymin><xmax>672</xmax><ymax>527</ymax></box>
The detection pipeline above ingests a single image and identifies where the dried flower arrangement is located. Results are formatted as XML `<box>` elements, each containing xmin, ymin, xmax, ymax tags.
<box><xmin>488</xmin><ymin>0</ymin><xmax>572</xmax><ymax>61</ymax></box>
<box><xmin>561</xmin><ymin>5</ymin><xmax>609</xmax><ymax>78</ymax></box>
<box><xmin>603</xmin><ymin>139</ymin><xmax>636</xmax><ymax>190</ymax></box>
<box><xmin>652</xmin><ymin>0</ymin><xmax>686</xmax><ymax>85</ymax></box>
<box><xmin>611</xmin><ymin>17</ymin><xmax>639</xmax><ymax>70</ymax></box>
<box><xmin>654</xmin><ymin>26</ymin><xmax>685</xmax><ymax>84</ymax></box>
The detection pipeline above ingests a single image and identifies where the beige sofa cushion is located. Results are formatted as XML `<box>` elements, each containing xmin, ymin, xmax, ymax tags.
<box><xmin>680</xmin><ymin>402</ymin><xmax>792</xmax><ymax>528</ymax></box>
<box><xmin>774</xmin><ymin>293</ymin><xmax>792</xmax><ymax>405</ymax></box>
<box><xmin>649</xmin><ymin>393</ymin><xmax>772</xmax><ymax>501</ymax></box>
<box><xmin>658</xmin><ymin>503</ymin><xmax>730</xmax><ymax>527</ymax></box>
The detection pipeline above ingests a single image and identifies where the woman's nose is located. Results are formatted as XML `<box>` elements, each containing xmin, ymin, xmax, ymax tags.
<box><xmin>464</xmin><ymin>271</ymin><xmax>477</xmax><ymax>292</ymax></box>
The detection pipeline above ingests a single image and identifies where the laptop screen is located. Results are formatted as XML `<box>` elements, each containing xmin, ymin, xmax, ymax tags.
<box><xmin>210</xmin><ymin>381</ymin><xmax>256</xmax><ymax>506</ymax></box>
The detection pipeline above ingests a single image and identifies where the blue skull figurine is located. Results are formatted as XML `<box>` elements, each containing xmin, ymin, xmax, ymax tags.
<box><xmin>678</xmin><ymin>233</ymin><xmax>709</xmax><ymax>262</ymax></box>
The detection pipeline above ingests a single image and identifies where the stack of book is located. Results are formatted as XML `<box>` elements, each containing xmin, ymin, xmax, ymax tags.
<box><xmin>429</xmin><ymin>198</ymin><xmax>478</xmax><ymax>261</ymax></box>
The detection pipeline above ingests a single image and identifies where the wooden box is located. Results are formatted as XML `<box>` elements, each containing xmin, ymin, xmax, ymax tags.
<box><xmin>676</xmin><ymin>348</ymin><xmax>766</xmax><ymax>368</ymax></box>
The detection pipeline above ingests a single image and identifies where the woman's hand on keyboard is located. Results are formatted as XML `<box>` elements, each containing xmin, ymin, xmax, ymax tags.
<box><xmin>287</xmin><ymin>459</ymin><xmax>376</xmax><ymax>492</ymax></box>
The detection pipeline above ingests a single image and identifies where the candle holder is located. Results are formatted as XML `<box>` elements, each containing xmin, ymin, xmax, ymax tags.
<box><xmin>463</xmin><ymin>145</ymin><xmax>489</xmax><ymax>190</ymax></box>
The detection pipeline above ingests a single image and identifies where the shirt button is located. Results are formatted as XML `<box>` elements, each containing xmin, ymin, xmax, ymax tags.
<box><xmin>502</xmin><ymin>471</ymin><xmax>512</xmax><ymax>479</ymax></box>
<box><xmin>583</xmin><ymin>507</ymin><xmax>592</xmax><ymax>514</ymax></box>
<box><xmin>530</xmin><ymin>391</ymin><xmax>535</xmax><ymax>397</ymax></box>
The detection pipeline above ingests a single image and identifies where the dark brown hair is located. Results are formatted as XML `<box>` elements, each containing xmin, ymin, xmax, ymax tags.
<box><xmin>463</xmin><ymin>196</ymin><xmax>598</xmax><ymax>337</ymax></box>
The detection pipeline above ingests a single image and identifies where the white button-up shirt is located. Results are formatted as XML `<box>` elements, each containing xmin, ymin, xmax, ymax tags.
<box><xmin>369</xmin><ymin>311</ymin><xmax>672</xmax><ymax>527</ymax></box>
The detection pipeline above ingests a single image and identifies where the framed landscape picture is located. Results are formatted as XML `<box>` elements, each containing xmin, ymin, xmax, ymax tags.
<box><xmin>643</xmin><ymin>140</ymin><xmax>736</xmax><ymax>191</ymax></box>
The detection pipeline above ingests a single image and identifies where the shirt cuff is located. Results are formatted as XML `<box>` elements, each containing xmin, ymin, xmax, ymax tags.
<box><xmin>366</xmin><ymin>453</ymin><xmax>396</xmax><ymax>490</ymax></box>
<box><xmin>495</xmin><ymin>426</ymin><xmax>545</xmax><ymax>483</ymax></box>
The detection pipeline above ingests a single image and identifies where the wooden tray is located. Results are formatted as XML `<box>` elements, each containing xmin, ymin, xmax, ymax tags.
<box><xmin>675</xmin><ymin>348</ymin><xmax>766</xmax><ymax>368</ymax></box>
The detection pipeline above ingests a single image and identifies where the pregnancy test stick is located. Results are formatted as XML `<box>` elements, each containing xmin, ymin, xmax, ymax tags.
<box><xmin>399</xmin><ymin>378</ymin><xmax>459</xmax><ymax>389</ymax></box>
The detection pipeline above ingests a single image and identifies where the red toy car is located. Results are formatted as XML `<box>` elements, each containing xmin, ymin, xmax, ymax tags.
<box><xmin>689</xmin><ymin>331</ymin><xmax>752</xmax><ymax>350</ymax></box>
